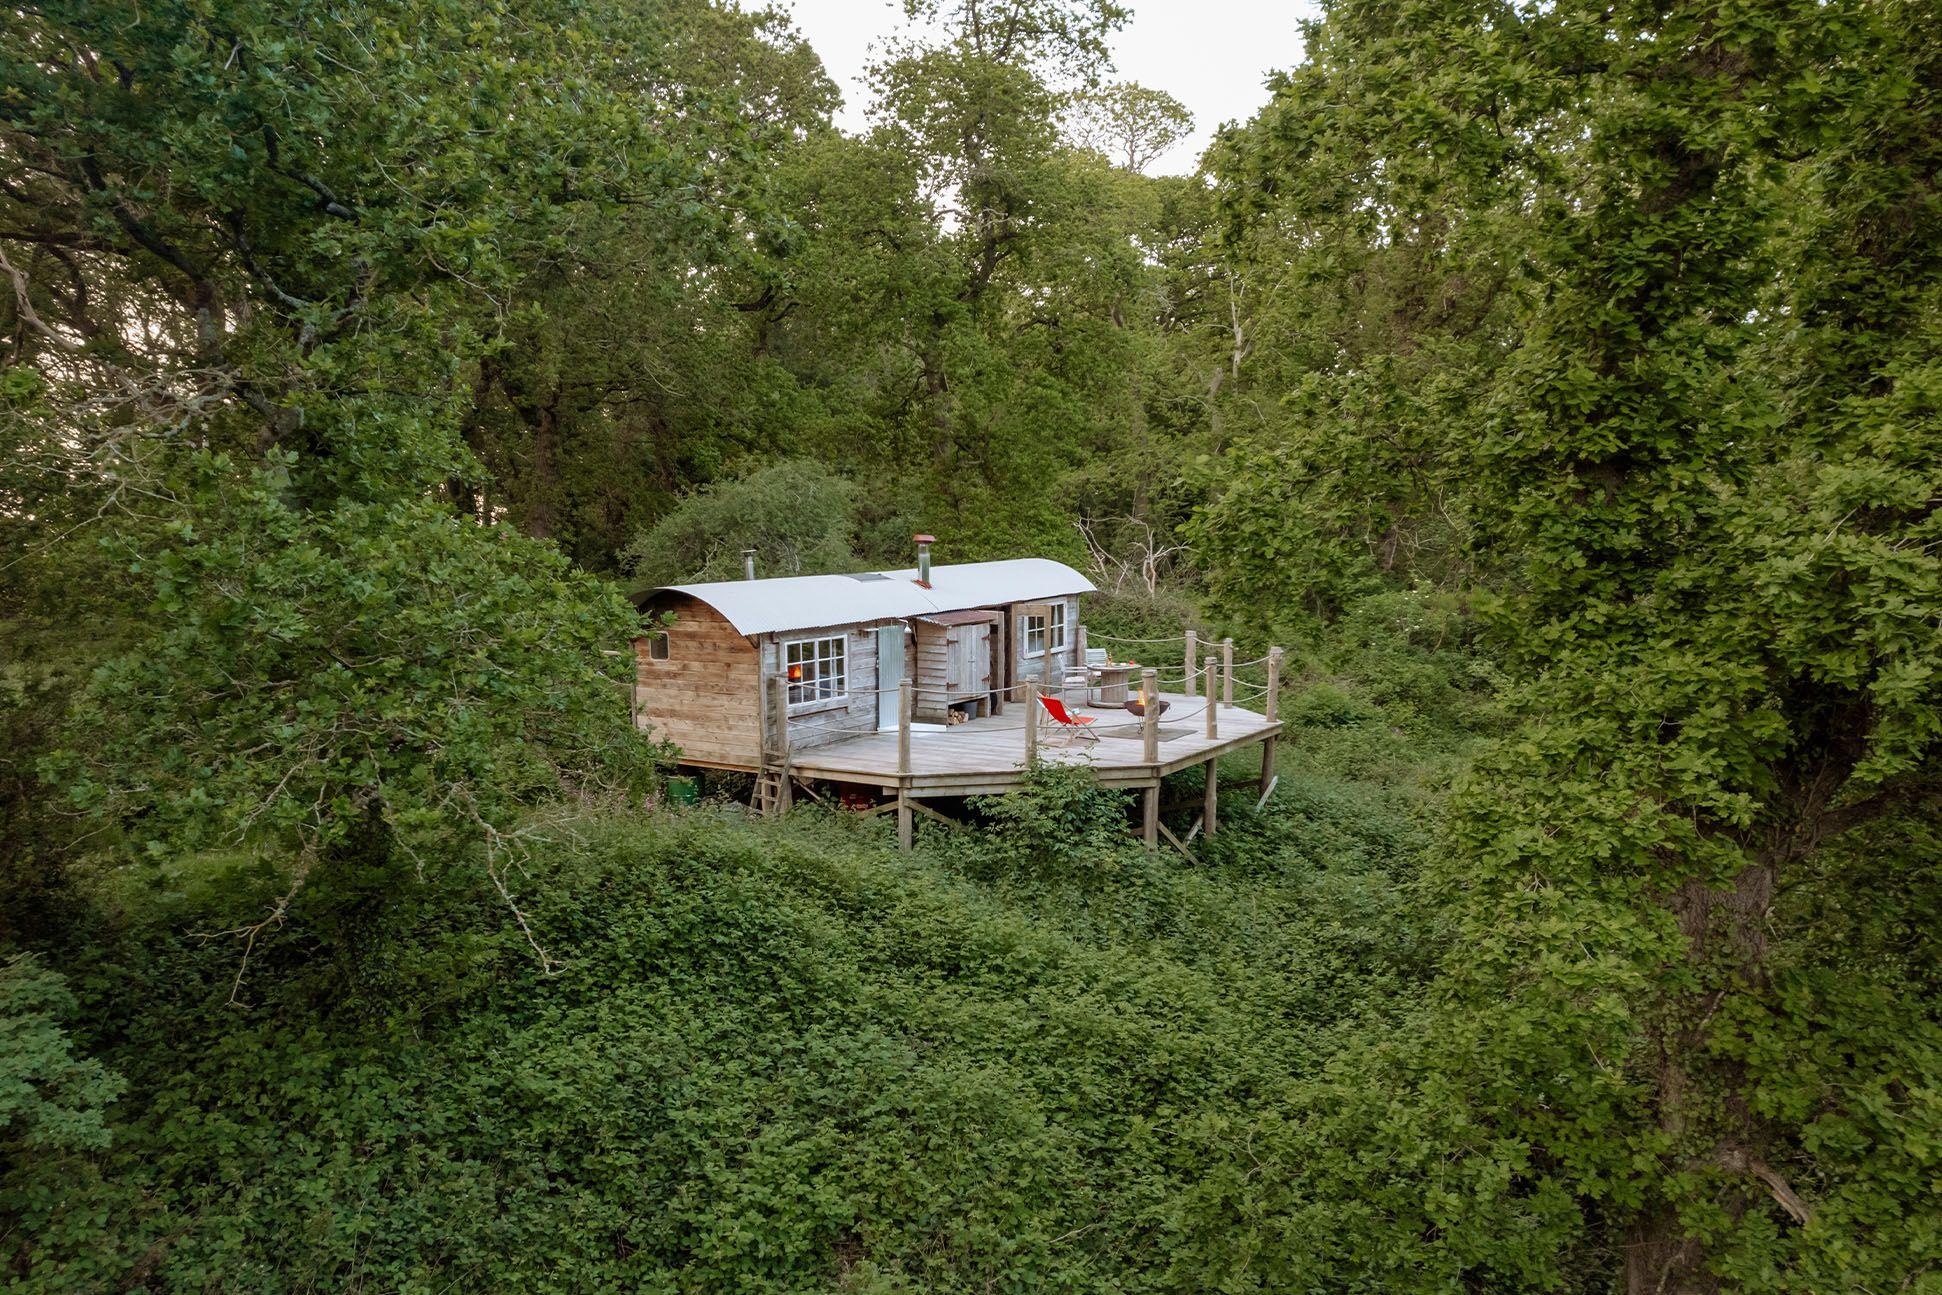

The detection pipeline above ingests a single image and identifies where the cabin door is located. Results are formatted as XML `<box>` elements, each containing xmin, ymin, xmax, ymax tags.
<box><xmin>945</xmin><ymin>625</ymin><xmax>994</xmax><ymax>713</ymax></box>
<box><xmin>876</xmin><ymin>624</ymin><xmax>905</xmax><ymax>731</ymax></box>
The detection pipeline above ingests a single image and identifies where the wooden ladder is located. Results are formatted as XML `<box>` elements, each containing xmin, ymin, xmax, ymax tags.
<box><xmin>753</xmin><ymin>757</ymin><xmax>792</xmax><ymax>818</ymax></box>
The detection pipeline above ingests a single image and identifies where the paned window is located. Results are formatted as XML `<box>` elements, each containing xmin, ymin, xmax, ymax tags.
<box><xmin>784</xmin><ymin>635</ymin><xmax>847</xmax><ymax>707</ymax></box>
<box><xmin>1023</xmin><ymin>604</ymin><xmax>1067</xmax><ymax>656</ymax></box>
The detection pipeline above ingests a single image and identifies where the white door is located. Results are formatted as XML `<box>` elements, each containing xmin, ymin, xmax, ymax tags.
<box><xmin>877</xmin><ymin>624</ymin><xmax>904</xmax><ymax>730</ymax></box>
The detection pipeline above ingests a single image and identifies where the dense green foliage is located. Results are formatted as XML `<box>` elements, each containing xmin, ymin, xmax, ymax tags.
<box><xmin>5</xmin><ymin>765</ymin><xmax>1438</xmax><ymax>1291</ymax></box>
<box><xmin>3</xmin><ymin>0</ymin><xmax>1937</xmax><ymax>1289</ymax></box>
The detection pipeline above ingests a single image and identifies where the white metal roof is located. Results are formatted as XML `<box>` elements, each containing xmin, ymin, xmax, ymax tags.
<box><xmin>648</xmin><ymin>558</ymin><xmax>1096</xmax><ymax>636</ymax></box>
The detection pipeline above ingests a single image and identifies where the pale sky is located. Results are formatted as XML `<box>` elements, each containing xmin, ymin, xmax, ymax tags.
<box><xmin>778</xmin><ymin>0</ymin><xmax>1322</xmax><ymax>176</ymax></box>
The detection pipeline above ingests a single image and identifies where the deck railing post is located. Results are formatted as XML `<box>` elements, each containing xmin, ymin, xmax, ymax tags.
<box><xmin>898</xmin><ymin>681</ymin><xmax>912</xmax><ymax>775</ymax></box>
<box><xmin>1204</xmin><ymin>658</ymin><xmax>1218</xmax><ymax>739</ymax></box>
<box><xmin>1184</xmin><ymin>630</ymin><xmax>1198</xmax><ymax>695</ymax></box>
<box><xmin>1221</xmin><ymin>637</ymin><xmax>1234</xmax><ymax>708</ymax></box>
<box><xmin>1141</xmin><ymin>668</ymin><xmax>1159</xmax><ymax>765</ymax></box>
<box><xmin>766</xmin><ymin>675</ymin><xmax>789</xmax><ymax>766</ymax></box>
<box><xmin>1023</xmin><ymin>679</ymin><xmax>1039</xmax><ymax>765</ymax></box>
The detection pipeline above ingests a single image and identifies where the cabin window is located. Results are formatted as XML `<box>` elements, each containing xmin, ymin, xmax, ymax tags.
<box><xmin>1023</xmin><ymin>604</ymin><xmax>1067</xmax><ymax>656</ymax></box>
<box><xmin>784</xmin><ymin>634</ymin><xmax>847</xmax><ymax>707</ymax></box>
<box><xmin>645</xmin><ymin>631</ymin><xmax>670</xmax><ymax>661</ymax></box>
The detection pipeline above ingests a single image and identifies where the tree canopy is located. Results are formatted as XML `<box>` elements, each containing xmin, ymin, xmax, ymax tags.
<box><xmin>1</xmin><ymin>0</ymin><xmax>1937</xmax><ymax>1290</ymax></box>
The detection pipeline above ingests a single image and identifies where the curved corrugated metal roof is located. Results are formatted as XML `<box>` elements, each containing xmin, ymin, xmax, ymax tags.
<box><xmin>644</xmin><ymin>558</ymin><xmax>1096</xmax><ymax>636</ymax></box>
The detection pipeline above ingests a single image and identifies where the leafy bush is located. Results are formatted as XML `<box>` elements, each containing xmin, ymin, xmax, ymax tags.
<box><xmin>2</xmin><ymin>803</ymin><xmax>1430</xmax><ymax>1293</ymax></box>
<box><xmin>47</xmin><ymin>459</ymin><xmax>660</xmax><ymax>883</ymax></box>
<box><xmin>618</xmin><ymin>460</ymin><xmax>859</xmax><ymax>586</ymax></box>
<box><xmin>967</xmin><ymin>760</ymin><xmax>1137</xmax><ymax>880</ymax></box>
<box><xmin>0</xmin><ymin>954</ymin><xmax>123</xmax><ymax>1154</ymax></box>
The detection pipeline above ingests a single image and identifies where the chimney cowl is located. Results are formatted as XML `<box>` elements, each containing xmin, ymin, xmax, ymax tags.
<box><xmin>913</xmin><ymin>534</ymin><xmax>935</xmax><ymax>587</ymax></box>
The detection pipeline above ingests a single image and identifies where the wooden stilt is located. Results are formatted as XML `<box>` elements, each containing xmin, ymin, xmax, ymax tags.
<box><xmin>1141</xmin><ymin>665</ymin><xmax>1161</xmax><ymax>851</ymax></box>
<box><xmin>1258</xmin><ymin>645</ymin><xmax>1283</xmax><ymax>808</ymax></box>
<box><xmin>895</xmin><ymin>680</ymin><xmax>913</xmax><ymax>848</ymax></box>
<box><xmin>1203</xmin><ymin>757</ymin><xmax>1218</xmax><ymax>838</ymax></box>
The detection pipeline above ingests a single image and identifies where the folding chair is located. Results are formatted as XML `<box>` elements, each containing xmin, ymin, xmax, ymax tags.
<box><xmin>1036</xmin><ymin>694</ymin><xmax>1099</xmax><ymax>746</ymax></box>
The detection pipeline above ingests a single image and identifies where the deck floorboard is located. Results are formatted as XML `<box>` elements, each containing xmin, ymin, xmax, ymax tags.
<box><xmin>784</xmin><ymin>690</ymin><xmax>1279</xmax><ymax>794</ymax></box>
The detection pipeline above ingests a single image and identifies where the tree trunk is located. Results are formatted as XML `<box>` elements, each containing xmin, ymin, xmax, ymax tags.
<box><xmin>527</xmin><ymin>387</ymin><xmax>560</xmax><ymax>539</ymax></box>
<box><xmin>1626</xmin><ymin>853</ymin><xmax>1779</xmax><ymax>1294</ymax></box>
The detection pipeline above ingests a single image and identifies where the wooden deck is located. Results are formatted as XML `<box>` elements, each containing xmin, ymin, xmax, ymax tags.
<box><xmin>786</xmin><ymin>690</ymin><xmax>1280</xmax><ymax>797</ymax></box>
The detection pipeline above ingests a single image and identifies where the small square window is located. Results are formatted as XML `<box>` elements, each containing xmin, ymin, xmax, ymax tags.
<box><xmin>645</xmin><ymin>631</ymin><xmax>670</xmax><ymax>660</ymax></box>
<box><xmin>784</xmin><ymin>635</ymin><xmax>847</xmax><ymax>707</ymax></box>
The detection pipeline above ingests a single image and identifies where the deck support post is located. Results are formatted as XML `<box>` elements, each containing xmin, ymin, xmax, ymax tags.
<box><xmin>1203</xmin><ymin>759</ymin><xmax>1218</xmax><ymax>838</ymax></box>
<box><xmin>897</xmin><ymin>681</ymin><xmax>913</xmax><ymax>850</ymax></box>
<box><xmin>1141</xmin><ymin>667</ymin><xmax>1160</xmax><ymax>851</ymax></box>
<box><xmin>1023</xmin><ymin>680</ymin><xmax>1039</xmax><ymax>765</ymax></box>
<box><xmin>765</xmin><ymin>675</ymin><xmax>793</xmax><ymax>817</ymax></box>
<box><xmin>1259</xmin><ymin>646</ymin><xmax>1282</xmax><ymax>802</ymax></box>
<box><xmin>1204</xmin><ymin>662</ymin><xmax>1218</xmax><ymax>739</ymax></box>
<box><xmin>1184</xmin><ymin>631</ymin><xmax>1198</xmax><ymax>695</ymax></box>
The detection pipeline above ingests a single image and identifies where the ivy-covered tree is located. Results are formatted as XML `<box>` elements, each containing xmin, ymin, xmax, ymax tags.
<box><xmin>1179</xmin><ymin>1</ymin><xmax>1942</xmax><ymax>1289</ymax></box>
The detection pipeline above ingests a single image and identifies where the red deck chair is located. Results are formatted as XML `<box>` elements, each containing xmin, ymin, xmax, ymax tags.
<box><xmin>1037</xmin><ymin>693</ymin><xmax>1099</xmax><ymax>746</ymax></box>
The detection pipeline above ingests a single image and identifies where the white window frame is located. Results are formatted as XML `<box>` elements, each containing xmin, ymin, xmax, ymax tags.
<box><xmin>644</xmin><ymin>630</ymin><xmax>671</xmax><ymax>661</ymax></box>
<box><xmin>783</xmin><ymin>634</ymin><xmax>848</xmax><ymax>710</ymax></box>
<box><xmin>1023</xmin><ymin>603</ymin><xmax>1068</xmax><ymax>657</ymax></box>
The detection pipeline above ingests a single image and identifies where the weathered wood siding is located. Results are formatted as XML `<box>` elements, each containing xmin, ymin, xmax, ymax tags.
<box><xmin>759</xmin><ymin>621</ymin><xmax>887</xmax><ymax>752</ymax></box>
<box><xmin>633</xmin><ymin>590</ymin><xmax>1086</xmax><ymax>766</ymax></box>
<box><xmin>1012</xmin><ymin>594</ymin><xmax>1081</xmax><ymax>687</ymax></box>
<box><xmin>634</xmin><ymin>593</ymin><xmax>761</xmax><ymax>767</ymax></box>
<box><xmin>912</xmin><ymin>613</ymin><xmax>1001</xmax><ymax>722</ymax></box>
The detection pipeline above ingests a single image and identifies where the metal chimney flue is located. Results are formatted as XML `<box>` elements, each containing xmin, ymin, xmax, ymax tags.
<box><xmin>913</xmin><ymin>534</ymin><xmax>935</xmax><ymax>587</ymax></box>
<box><xmin>742</xmin><ymin>549</ymin><xmax>757</xmax><ymax>581</ymax></box>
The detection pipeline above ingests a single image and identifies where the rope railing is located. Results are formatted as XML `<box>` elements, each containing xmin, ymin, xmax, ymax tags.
<box><xmin>1087</xmin><ymin>631</ymin><xmax>1191</xmax><ymax>645</ymax></box>
<box><xmin>752</xmin><ymin>625</ymin><xmax>1288</xmax><ymax>772</ymax></box>
<box><xmin>776</xmin><ymin>672</ymin><xmax>1275</xmax><ymax>713</ymax></box>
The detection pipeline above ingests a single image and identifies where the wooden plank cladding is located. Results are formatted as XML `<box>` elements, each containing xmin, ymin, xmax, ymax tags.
<box><xmin>632</xmin><ymin>592</ymin><xmax>762</xmax><ymax>768</ymax></box>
